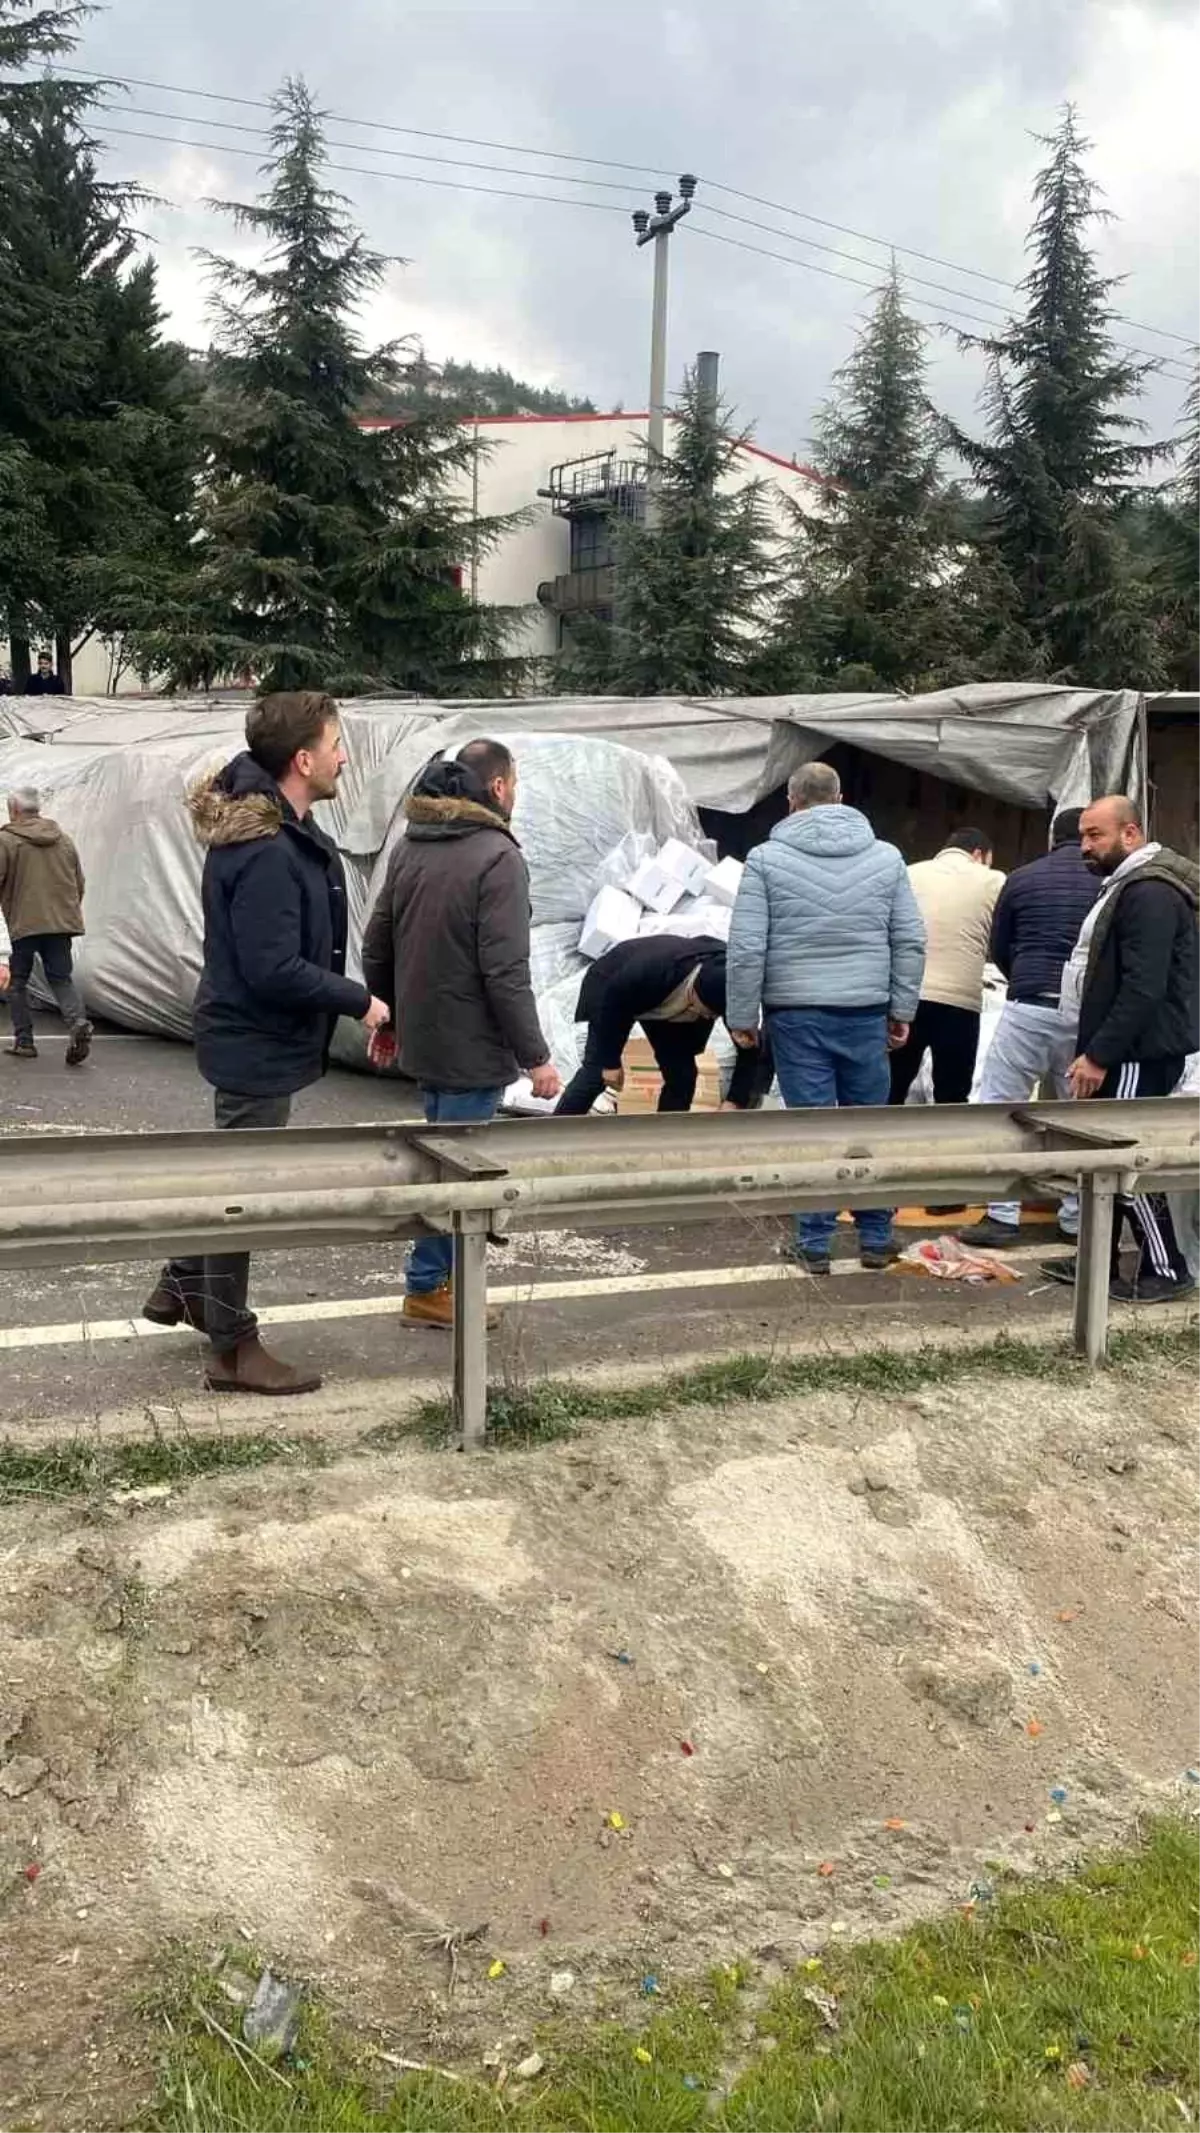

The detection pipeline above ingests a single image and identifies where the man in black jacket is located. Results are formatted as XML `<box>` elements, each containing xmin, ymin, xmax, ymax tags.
<box><xmin>960</xmin><ymin>809</ymin><xmax>1099</xmax><ymax>1247</ymax></box>
<box><xmin>143</xmin><ymin>692</ymin><xmax>390</xmax><ymax>1391</ymax></box>
<box><xmin>24</xmin><ymin>652</ymin><xmax>66</xmax><ymax>696</ymax></box>
<box><xmin>1041</xmin><ymin>794</ymin><xmax>1198</xmax><ymax>1302</ymax></box>
<box><xmin>556</xmin><ymin>934</ymin><xmax>772</xmax><ymax>1114</ymax></box>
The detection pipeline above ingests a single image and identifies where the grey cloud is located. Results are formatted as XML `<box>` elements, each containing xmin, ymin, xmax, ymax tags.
<box><xmin>82</xmin><ymin>0</ymin><xmax>1196</xmax><ymax>459</ymax></box>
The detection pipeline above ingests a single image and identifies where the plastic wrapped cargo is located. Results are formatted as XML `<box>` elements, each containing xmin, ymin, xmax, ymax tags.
<box><xmin>0</xmin><ymin>713</ymin><xmax>706</xmax><ymax>1096</ymax></box>
<box><xmin>0</xmin><ymin>704</ymin><xmax>405</xmax><ymax>1041</ymax></box>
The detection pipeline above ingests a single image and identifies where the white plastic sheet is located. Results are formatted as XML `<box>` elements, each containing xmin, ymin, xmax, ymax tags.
<box><xmin>0</xmin><ymin>685</ymin><xmax>1149</xmax><ymax>1079</ymax></box>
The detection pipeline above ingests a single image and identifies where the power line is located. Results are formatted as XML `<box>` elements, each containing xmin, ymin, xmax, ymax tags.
<box><xmin>693</xmin><ymin>204</ymin><xmax>1193</xmax><ymax>378</ymax></box>
<box><xmin>703</xmin><ymin>178</ymin><xmax>1197</xmax><ymax>349</ymax></box>
<box><xmin>46</xmin><ymin>64</ymin><xmax>677</xmax><ymax>181</ymax></box>
<box><xmin>684</xmin><ymin>223</ymin><xmax>1195</xmax><ymax>384</ymax></box>
<box><xmin>41</xmin><ymin>61</ymin><xmax>1196</xmax><ymax>354</ymax></box>
<box><xmin>684</xmin><ymin>221</ymin><xmax>1017</xmax><ymax>335</ymax></box>
<box><xmin>696</xmin><ymin>204</ymin><xmax>1017</xmax><ymax>318</ymax></box>
<box><xmin>98</xmin><ymin>99</ymin><xmax>650</xmax><ymax>198</ymax></box>
<box><xmin>39</xmin><ymin>62</ymin><xmax>1200</xmax><ymax>369</ymax></box>
<box><xmin>94</xmin><ymin>123</ymin><xmax>635</xmax><ymax>215</ymax></box>
<box><xmin>90</xmin><ymin>118</ymin><xmax>1195</xmax><ymax>384</ymax></box>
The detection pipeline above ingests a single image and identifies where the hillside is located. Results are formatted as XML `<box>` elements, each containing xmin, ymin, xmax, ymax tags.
<box><xmin>363</xmin><ymin>355</ymin><xmax>598</xmax><ymax>419</ymax></box>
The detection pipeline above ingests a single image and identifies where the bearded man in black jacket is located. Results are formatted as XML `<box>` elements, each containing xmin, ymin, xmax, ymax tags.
<box><xmin>1042</xmin><ymin>794</ymin><xmax>1198</xmax><ymax>1303</ymax></box>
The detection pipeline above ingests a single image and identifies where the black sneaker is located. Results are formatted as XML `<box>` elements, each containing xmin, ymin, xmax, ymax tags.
<box><xmin>64</xmin><ymin>1019</ymin><xmax>93</xmax><ymax>1067</ymax></box>
<box><xmin>780</xmin><ymin>1243</ymin><xmax>832</xmax><ymax>1276</ymax></box>
<box><xmin>861</xmin><ymin>1243</ymin><xmax>901</xmax><ymax>1271</ymax></box>
<box><xmin>1038</xmin><ymin>1256</ymin><xmax>1077</xmax><ymax>1286</ymax></box>
<box><xmin>1109</xmin><ymin>1274</ymin><xmax>1197</xmax><ymax>1305</ymax></box>
<box><xmin>5</xmin><ymin>1038</ymin><xmax>36</xmax><ymax>1060</ymax></box>
<box><xmin>959</xmin><ymin>1216</ymin><xmax>1022</xmax><ymax>1249</ymax></box>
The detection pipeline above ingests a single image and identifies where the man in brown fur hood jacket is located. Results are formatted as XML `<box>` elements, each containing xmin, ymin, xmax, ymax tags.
<box><xmin>362</xmin><ymin>738</ymin><xmax>558</xmax><ymax>1326</ymax></box>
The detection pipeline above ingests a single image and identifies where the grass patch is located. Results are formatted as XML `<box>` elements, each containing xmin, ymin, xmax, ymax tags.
<box><xmin>0</xmin><ymin>1427</ymin><xmax>327</xmax><ymax>1504</ymax></box>
<box><xmin>145</xmin><ymin>1818</ymin><xmax>1199</xmax><ymax>2131</ymax></box>
<box><xmin>406</xmin><ymin>1322</ymin><xmax>1198</xmax><ymax>1449</ymax></box>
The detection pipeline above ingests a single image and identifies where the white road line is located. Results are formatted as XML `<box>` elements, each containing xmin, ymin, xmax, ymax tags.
<box><xmin>0</xmin><ymin>1243</ymin><xmax>1070</xmax><ymax>1353</ymax></box>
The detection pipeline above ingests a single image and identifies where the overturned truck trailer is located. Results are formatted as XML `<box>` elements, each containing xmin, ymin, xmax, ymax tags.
<box><xmin>0</xmin><ymin>684</ymin><xmax>1145</xmax><ymax>1081</ymax></box>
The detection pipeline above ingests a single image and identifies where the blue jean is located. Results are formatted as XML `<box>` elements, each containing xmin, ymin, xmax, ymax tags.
<box><xmin>406</xmin><ymin>1085</ymin><xmax>503</xmax><ymax>1294</ymax></box>
<box><xmin>768</xmin><ymin>1006</ymin><xmax>894</xmax><ymax>1257</ymax></box>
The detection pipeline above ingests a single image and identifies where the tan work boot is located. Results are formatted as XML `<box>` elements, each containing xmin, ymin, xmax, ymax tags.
<box><xmin>204</xmin><ymin>1333</ymin><xmax>321</xmax><ymax>1395</ymax></box>
<box><xmin>402</xmin><ymin>1284</ymin><xmax>454</xmax><ymax>1329</ymax></box>
<box><xmin>401</xmin><ymin>1283</ymin><xmax>499</xmax><ymax>1331</ymax></box>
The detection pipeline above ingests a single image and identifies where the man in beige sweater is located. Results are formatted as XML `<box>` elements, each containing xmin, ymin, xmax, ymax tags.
<box><xmin>889</xmin><ymin>828</ymin><xmax>1005</xmax><ymax>1105</ymax></box>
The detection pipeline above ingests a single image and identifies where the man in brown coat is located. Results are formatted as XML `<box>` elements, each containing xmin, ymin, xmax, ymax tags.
<box><xmin>362</xmin><ymin>738</ymin><xmax>560</xmax><ymax>1326</ymax></box>
<box><xmin>0</xmin><ymin>786</ymin><xmax>92</xmax><ymax>1065</ymax></box>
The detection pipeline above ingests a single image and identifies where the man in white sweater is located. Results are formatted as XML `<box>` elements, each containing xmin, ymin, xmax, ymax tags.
<box><xmin>889</xmin><ymin>828</ymin><xmax>1006</xmax><ymax>1105</ymax></box>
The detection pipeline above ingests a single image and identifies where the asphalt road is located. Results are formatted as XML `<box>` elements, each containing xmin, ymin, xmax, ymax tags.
<box><xmin>0</xmin><ymin>999</ymin><xmax>1089</xmax><ymax>1429</ymax></box>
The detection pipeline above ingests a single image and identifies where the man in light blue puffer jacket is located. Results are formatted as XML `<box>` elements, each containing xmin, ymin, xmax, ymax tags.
<box><xmin>727</xmin><ymin>760</ymin><xmax>926</xmax><ymax>1273</ymax></box>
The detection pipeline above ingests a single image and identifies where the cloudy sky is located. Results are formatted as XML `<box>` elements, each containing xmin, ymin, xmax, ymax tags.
<box><xmin>70</xmin><ymin>0</ymin><xmax>1199</xmax><ymax>462</ymax></box>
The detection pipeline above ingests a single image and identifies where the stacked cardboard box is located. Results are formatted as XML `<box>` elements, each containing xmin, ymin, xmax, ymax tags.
<box><xmin>617</xmin><ymin>1033</ymin><xmax>723</xmax><ymax>1115</ymax></box>
<box><xmin>578</xmin><ymin>836</ymin><xmax>735</xmax><ymax>961</ymax></box>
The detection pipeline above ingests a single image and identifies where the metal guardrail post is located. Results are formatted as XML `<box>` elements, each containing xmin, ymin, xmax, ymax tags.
<box><xmin>452</xmin><ymin>1212</ymin><xmax>491</xmax><ymax>1449</ymax></box>
<box><xmin>1072</xmin><ymin>1171</ymin><xmax>1118</xmax><ymax>1364</ymax></box>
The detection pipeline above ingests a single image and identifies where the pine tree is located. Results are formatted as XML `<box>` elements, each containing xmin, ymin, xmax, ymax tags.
<box><xmin>143</xmin><ymin>80</ymin><xmax>515</xmax><ymax>695</ymax></box>
<box><xmin>563</xmin><ymin>368</ymin><xmax>778</xmax><ymax>695</ymax></box>
<box><xmin>949</xmin><ymin>107</ymin><xmax>1165</xmax><ymax>687</ymax></box>
<box><xmin>0</xmin><ymin>2</ymin><xmax>195</xmax><ymax>687</ymax></box>
<box><xmin>761</xmin><ymin>266</ymin><xmax>1025</xmax><ymax>693</ymax></box>
<box><xmin>1138</xmin><ymin>371</ymin><xmax>1199</xmax><ymax>690</ymax></box>
<box><xmin>0</xmin><ymin>0</ymin><xmax>91</xmax><ymax>112</ymax></box>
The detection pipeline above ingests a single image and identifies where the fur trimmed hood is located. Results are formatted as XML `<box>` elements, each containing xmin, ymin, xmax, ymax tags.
<box><xmin>188</xmin><ymin>752</ymin><xmax>285</xmax><ymax>850</ymax></box>
<box><xmin>403</xmin><ymin>790</ymin><xmax>513</xmax><ymax>839</ymax></box>
<box><xmin>402</xmin><ymin>750</ymin><xmax>516</xmax><ymax>844</ymax></box>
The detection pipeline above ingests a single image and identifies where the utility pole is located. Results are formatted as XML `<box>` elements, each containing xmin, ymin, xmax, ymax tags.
<box><xmin>632</xmin><ymin>173</ymin><xmax>696</xmax><ymax>528</ymax></box>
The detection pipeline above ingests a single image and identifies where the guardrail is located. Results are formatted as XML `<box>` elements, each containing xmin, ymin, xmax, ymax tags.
<box><xmin>0</xmin><ymin>1097</ymin><xmax>1194</xmax><ymax>1444</ymax></box>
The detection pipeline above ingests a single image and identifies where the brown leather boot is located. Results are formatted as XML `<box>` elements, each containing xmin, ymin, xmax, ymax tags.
<box><xmin>204</xmin><ymin>1334</ymin><xmax>321</xmax><ymax>1395</ymax></box>
<box><xmin>143</xmin><ymin>1279</ymin><xmax>207</xmax><ymax>1332</ymax></box>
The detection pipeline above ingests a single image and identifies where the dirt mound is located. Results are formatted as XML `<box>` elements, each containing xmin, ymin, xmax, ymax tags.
<box><xmin>1</xmin><ymin>1356</ymin><xmax>1196</xmax><ymax>2122</ymax></box>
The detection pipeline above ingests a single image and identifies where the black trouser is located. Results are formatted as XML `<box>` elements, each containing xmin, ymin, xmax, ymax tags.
<box><xmin>889</xmin><ymin>1000</ymin><xmax>981</xmax><ymax>1105</ymax></box>
<box><xmin>557</xmin><ymin>1019</ymin><xmax>714</xmax><ymax>1115</ymax></box>
<box><xmin>8</xmin><ymin>932</ymin><xmax>86</xmax><ymax>1044</ymax></box>
<box><xmin>1099</xmin><ymin>1057</ymin><xmax>1191</xmax><ymax>1285</ymax></box>
<box><xmin>159</xmin><ymin>1089</ymin><xmax>291</xmax><ymax>1351</ymax></box>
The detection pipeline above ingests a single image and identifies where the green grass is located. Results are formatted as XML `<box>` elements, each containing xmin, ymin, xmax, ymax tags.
<box><xmin>0</xmin><ymin>1426</ymin><xmax>328</xmax><ymax>1504</ymax></box>
<box><xmin>405</xmin><ymin>1322</ymin><xmax>1198</xmax><ymax>1448</ymax></box>
<box><xmin>145</xmin><ymin>1817</ymin><xmax>1199</xmax><ymax>2132</ymax></box>
<box><xmin>7</xmin><ymin>1323</ymin><xmax>1194</xmax><ymax>1490</ymax></box>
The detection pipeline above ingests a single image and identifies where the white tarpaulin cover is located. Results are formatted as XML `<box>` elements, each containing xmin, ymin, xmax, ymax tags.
<box><xmin>0</xmin><ymin>684</ymin><xmax>1144</xmax><ymax>1057</ymax></box>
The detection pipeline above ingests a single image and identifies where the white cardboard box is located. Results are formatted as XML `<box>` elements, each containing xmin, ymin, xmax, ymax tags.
<box><xmin>625</xmin><ymin>856</ymin><xmax>687</xmax><ymax>915</ymax></box>
<box><xmin>579</xmin><ymin>884</ymin><xmax>644</xmax><ymax>960</ymax></box>
<box><xmin>637</xmin><ymin>895</ymin><xmax>733</xmax><ymax>943</ymax></box>
<box><xmin>656</xmin><ymin>836</ymin><xmax>712</xmax><ymax>897</ymax></box>
<box><xmin>705</xmin><ymin>856</ymin><xmax>745</xmax><ymax>908</ymax></box>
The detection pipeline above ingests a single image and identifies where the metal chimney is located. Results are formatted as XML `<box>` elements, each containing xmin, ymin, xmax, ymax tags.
<box><xmin>696</xmin><ymin>350</ymin><xmax>720</xmax><ymax>415</ymax></box>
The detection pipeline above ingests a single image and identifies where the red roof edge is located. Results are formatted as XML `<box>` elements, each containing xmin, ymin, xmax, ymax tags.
<box><xmin>356</xmin><ymin>410</ymin><xmax>822</xmax><ymax>484</ymax></box>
